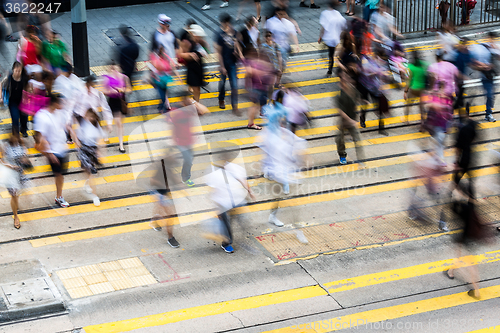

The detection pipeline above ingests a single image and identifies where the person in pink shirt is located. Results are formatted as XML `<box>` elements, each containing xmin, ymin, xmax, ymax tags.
<box><xmin>427</xmin><ymin>50</ymin><xmax>460</xmax><ymax>99</ymax></box>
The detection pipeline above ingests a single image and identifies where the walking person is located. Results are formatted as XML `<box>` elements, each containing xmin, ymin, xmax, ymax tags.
<box><xmin>149</xmin><ymin>45</ymin><xmax>181</xmax><ymax>112</ymax></box>
<box><xmin>151</xmin><ymin>14</ymin><xmax>179</xmax><ymax>63</ymax></box>
<box><xmin>469</xmin><ymin>31</ymin><xmax>499</xmax><ymax>123</ymax></box>
<box><xmin>363</xmin><ymin>0</ymin><xmax>379</xmax><ymax>22</ymax></box>
<box><xmin>318</xmin><ymin>1</ymin><xmax>347</xmax><ymax>77</ymax></box>
<box><xmin>206</xmin><ymin>144</ymin><xmax>255</xmax><ymax>253</ymax></box>
<box><xmin>336</xmin><ymin>70</ymin><xmax>364</xmax><ymax>165</ymax></box>
<box><xmin>1</xmin><ymin>62</ymin><xmax>29</xmax><ymax>137</ymax></box>
<box><xmin>41</xmin><ymin>30</ymin><xmax>70</xmax><ymax>75</ymax></box>
<box><xmin>404</xmin><ymin>50</ymin><xmax>428</xmax><ymax>129</ymax></box>
<box><xmin>260</xmin><ymin>30</ymin><xmax>283</xmax><ymax>90</ymax></box>
<box><xmin>0</xmin><ymin>132</ymin><xmax>31</xmax><ymax>229</ymax></box>
<box><xmin>33</xmin><ymin>93</ymin><xmax>74</xmax><ymax>208</ymax></box>
<box><xmin>118</xmin><ymin>24</ymin><xmax>140</xmax><ymax>83</ymax></box>
<box><xmin>215</xmin><ymin>13</ymin><xmax>243</xmax><ymax>114</ymax></box>
<box><xmin>75</xmin><ymin>109</ymin><xmax>105</xmax><ymax>206</ymax></box>
<box><xmin>427</xmin><ymin>49</ymin><xmax>459</xmax><ymax>111</ymax></box>
<box><xmin>453</xmin><ymin>38</ymin><xmax>473</xmax><ymax>121</ymax></box>
<box><xmin>76</xmin><ymin>75</ymin><xmax>113</xmax><ymax>137</ymax></box>
<box><xmin>102</xmin><ymin>61</ymin><xmax>132</xmax><ymax>153</ymax></box>
<box><xmin>178</xmin><ymin>24</ymin><xmax>207</xmax><ymax>103</ymax></box>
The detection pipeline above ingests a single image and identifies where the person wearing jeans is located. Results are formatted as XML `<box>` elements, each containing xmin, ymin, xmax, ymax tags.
<box><xmin>215</xmin><ymin>13</ymin><xmax>243</xmax><ymax>115</ymax></box>
<box><xmin>318</xmin><ymin>1</ymin><xmax>346</xmax><ymax>76</ymax></box>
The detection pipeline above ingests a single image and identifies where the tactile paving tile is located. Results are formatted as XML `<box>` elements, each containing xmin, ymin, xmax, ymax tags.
<box><xmin>56</xmin><ymin>257</ymin><xmax>157</xmax><ymax>299</ymax></box>
<box><xmin>256</xmin><ymin>196</ymin><xmax>500</xmax><ymax>261</ymax></box>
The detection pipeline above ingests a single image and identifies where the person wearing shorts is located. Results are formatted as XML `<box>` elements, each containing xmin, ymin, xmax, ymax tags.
<box><xmin>34</xmin><ymin>93</ymin><xmax>73</xmax><ymax>208</ymax></box>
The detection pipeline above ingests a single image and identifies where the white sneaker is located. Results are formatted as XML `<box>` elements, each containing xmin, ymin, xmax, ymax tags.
<box><xmin>92</xmin><ymin>195</ymin><xmax>100</xmax><ymax>207</ymax></box>
<box><xmin>201</xmin><ymin>4</ymin><xmax>210</xmax><ymax>10</ymax></box>
<box><xmin>220</xmin><ymin>1</ymin><xmax>228</xmax><ymax>7</ymax></box>
<box><xmin>55</xmin><ymin>196</ymin><xmax>70</xmax><ymax>208</ymax></box>
<box><xmin>269</xmin><ymin>214</ymin><xmax>284</xmax><ymax>227</ymax></box>
<box><xmin>84</xmin><ymin>180</ymin><xmax>92</xmax><ymax>194</ymax></box>
<box><xmin>295</xmin><ymin>230</ymin><xmax>308</xmax><ymax>244</ymax></box>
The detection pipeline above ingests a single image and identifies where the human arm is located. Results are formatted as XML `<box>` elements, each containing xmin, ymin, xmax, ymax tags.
<box><xmin>318</xmin><ymin>27</ymin><xmax>324</xmax><ymax>44</ymax></box>
<box><xmin>215</xmin><ymin>43</ymin><xmax>227</xmax><ymax>76</ymax></box>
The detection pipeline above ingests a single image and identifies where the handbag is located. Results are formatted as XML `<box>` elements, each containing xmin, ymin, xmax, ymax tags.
<box><xmin>121</xmin><ymin>97</ymin><xmax>130</xmax><ymax>115</ymax></box>
<box><xmin>19</xmin><ymin>90</ymin><xmax>49</xmax><ymax>116</ymax></box>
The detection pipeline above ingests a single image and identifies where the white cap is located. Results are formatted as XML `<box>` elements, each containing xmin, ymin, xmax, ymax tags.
<box><xmin>158</xmin><ymin>14</ymin><xmax>171</xmax><ymax>25</ymax></box>
<box><xmin>188</xmin><ymin>24</ymin><xmax>206</xmax><ymax>37</ymax></box>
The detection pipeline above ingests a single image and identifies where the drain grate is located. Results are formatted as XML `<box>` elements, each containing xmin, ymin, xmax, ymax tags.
<box><xmin>103</xmin><ymin>27</ymin><xmax>147</xmax><ymax>46</ymax></box>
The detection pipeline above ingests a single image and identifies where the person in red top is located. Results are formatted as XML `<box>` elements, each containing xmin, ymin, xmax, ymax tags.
<box><xmin>169</xmin><ymin>90</ymin><xmax>207</xmax><ymax>186</ymax></box>
<box><xmin>21</xmin><ymin>25</ymin><xmax>41</xmax><ymax>70</ymax></box>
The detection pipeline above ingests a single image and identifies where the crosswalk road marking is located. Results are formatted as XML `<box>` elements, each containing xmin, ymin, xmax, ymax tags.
<box><xmin>81</xmin><ymin>250</ymin><xmax>500</xmax><ymax>333</ymax></box>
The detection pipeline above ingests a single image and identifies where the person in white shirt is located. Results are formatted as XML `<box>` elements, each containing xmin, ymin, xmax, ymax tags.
<box><xmin>75</xmin><ymin>109</ymin><xmax>105</xmax><ymax>206</ymax></box>
<box><xmin>34</xmin><ymin>93</ymin><xmax>76</xmax><ymax>208</ymax></box>
<box><xmin>371</xmin><ymin>4</ymin><xmax>402</xmax><ymax>49</ymax></box>
<box><xmin>152</xmin><ymin>14</ymin><xmax>179</xmax><ymax>63</ymax></box>
<box><xmin>206</xmin><ymin>145</ymin><xmax>254</xmax><ymax>253</ymax></box>
<box><xmin>52</xmin><ymin>63</ymin><xmax>85</xmax><ymax>143</ymax></box>
<box><xmin>75</xmin><ymin>76</ymin><xmax>113</xmax><ymax>137</ymax></box>
<box><xmin>265</xmin><ymin>8</ymin><xmax>299</xmax><ymax>75</ymax></box>
<box><xmin>318</xmin><ymin>1</ymin><xmax>347</xmax><ymax>76</ymax></box>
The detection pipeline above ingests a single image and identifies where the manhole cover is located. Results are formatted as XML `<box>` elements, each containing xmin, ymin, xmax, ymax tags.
<box><xmin>103</xmin><ymin>27</ymin><xmax>147</xmax><ymax>46</ymax></box>
<box><xmin>2</xmin><ymin>278</ymin><xmax>56</xmax><ymax>305</ymax></box>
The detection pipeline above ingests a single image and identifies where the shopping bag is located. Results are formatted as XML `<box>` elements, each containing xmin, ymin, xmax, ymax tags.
<box><xmin>19</xmin><ymin>91</ymin><xmax>49</xmax><ymax>116</ymax></box>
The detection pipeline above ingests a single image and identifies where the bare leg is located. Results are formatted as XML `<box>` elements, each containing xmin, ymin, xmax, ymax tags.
<box><xmin>86</xmin><ymin>171</ymin><xmax>97</xmax><ymax>196</ymax></box>
<box><xmin>115</xmin><ymin>115</ymin><xmax>124</xmax><ymax>150</ymax></box>
<box><xmin>55</xmin><ymin>173</ymin><xmax>64</xmax><ymax>198</ymax></box>
<box><xmin>191</xmin><ymin>86</ymin><xmax>201</xmax><ymax>103</ymax></box>
<box><xmin>248</xmin><ymin>103</ymin><xmax>261</xmax><ymax>129</ymax></box>
<box><xmin>162</xmin><ymin>204</ymin><xmax>176</xmax><ymax>239</ymax></box>
<box><xmin>255</xmin><ymin>2</ymin><xmax>261</xmax><ymax>19</ymax></box>
<box><xmin>11</xmin><ymin>195</ymin><xmax>20</xmax><ymax>228</ymax></box>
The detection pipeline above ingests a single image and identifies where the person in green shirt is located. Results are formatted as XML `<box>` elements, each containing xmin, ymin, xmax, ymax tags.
<box><xmin>42</xmin><ymin>30</ymin><xmax>70</xmax><ymax>74</ymax></box>
<box><xmin>363</xmin><ymin>0</ymin><xmax>379</xmax><ymax>22</ymax></box>
<box><xmin>404</xmin><ymin>50</ymin><xmax>428</xmax><ymax>130</ymax></box>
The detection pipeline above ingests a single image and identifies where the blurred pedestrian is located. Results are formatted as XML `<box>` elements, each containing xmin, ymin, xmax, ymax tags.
<box><xmin>260</xmin><ymin>30</ymin><xmax>283</xmax><ymax>90</ymax></box>
<box><xmin>215</xmin><ymin>13</ymin><xmax>243</xmax><ymax>114</ymax></box>
<box><xmin>34</xmin><ymin>93</ymin><xmax>74</xmax><ymax>208</ymax></box>
<box><xmin>76</xmin><ymin>75</ymin><xmax>113</xmax><ymax>136</ymax></box>
<box><xmin>18</xmin><ymin>25</ymin><xmax>41</xmax><ymax>71</ymax></box>
<box><xmin>178</xmin><ymin>24</ymin><xmax>207</xmax><ymax>103</ymax></box>
<box><xmin>318</xmin><ymin>1</ymin><xmax>346</xmax><ymax>77</ymax></box>
<box><xmin>103</xmin><ymin>61</ymin><xmax>132</xmax><ymax>153</ymax></box>
<box><xmin>336</xmin><ymin>70</ymin><xmax>364</xmax><ymax>165</ymax></box>
<box><xmin>437</xmin><ymin>21</ymin><xmax>459</xmax><ymax>63</ymax></box>
<box><xmin>152</xmin><ymin>14</ymin><xmax>179</xmax><ymax>64</ymax></box>
<box><xmin>453</xmin><ymin>38</ymin><xmax>473</xmax><ymax>120</ymax></box>
<box><xmin>118</xmin><ymin>25</ymin><xmax>139</xmax><ymax>83</ymax></box>
<box><xmin>75</xmin><ymin>109</ymin><xmax>105</xmax><ymax>206</ymax></box>
<box><xmin>363</xmin><ymin>0</ymin><xmax>379</xmax><ymax>22</ymax></box>
<box><xmin>149</xmin><ymin>45</ymin><xmax>181</xmax><ymax>112</ymax></box>
<box><xmin>239</xmin><ymin>16</ymin><xmax>260</xmax><ymax>58</ymax></box>
<box><xmin>404</xmin><ymin>50</ymin><xmax>428</xmax><ymax>129</ymax></box>
<box><xmin>206</xmin><ymin>145</ymin><xmax>255</xmax><ymax>253</ymax></box>
<box><xmin>169</xmin><ymin>90</ymin><xmax>207</xmax><ymax>187</ymax></box>
<box><xmin>282</xmin><ymin>86</ymin><xmax>310</xmax><ymax>133</ymax></box>
<box><xmin>41</xmin><ymin>30</ymin><xmax>70</xmax><ymax>75</ymax></box>
<box><xmin>1</xmin><ymin>62</ymin><xmax>29</xmax><ymax>137</ymax></box>
<box><xmin>246</xmin><ymin>50</ymin><xmax>276</xmax><ymax>129</ymax></box>
<box><xmin>469</xmin><ymin>31</ymin><xmax>499</xmax><ymax>123</ymax></box>
<box><xmin>0</xmin><ymin>131</ymin><xmax>31</xmax><ymax>229</ymax></box>
<box><xmin>427</xmin><ymin>49</ymin><xmax>459</xmax><ymax>104</ymax></box>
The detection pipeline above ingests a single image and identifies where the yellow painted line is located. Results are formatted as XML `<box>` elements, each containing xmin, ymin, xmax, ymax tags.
<box><xmin>324</xmin><ymin>250</ymin><xmax>500</xmax><ymax>293</ymax></box>
<box><xmin>263</xmin><ymin>285</ymin><xmax>500</xmax><ymax>332</ymax></box>
<box><xmin>468</xmin><ymin>326</ymin><xmax>500</xmax><ymax>333</ymax></box>
<box><xmin>83</xmin><ymin>285</ymin><xmax>326</xmax><ymax>333</ymax></box>
<box><xmin>27</xmin><ymin>165</ymin><xmax>498</xmax><ymax>246</ymax></box>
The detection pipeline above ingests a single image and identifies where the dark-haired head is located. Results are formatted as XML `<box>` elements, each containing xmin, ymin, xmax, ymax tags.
<box><xmin>275</xmin><ymin>89</ymin><xmax>285</xmax><ymax>104</ymax></box>
<box><xmin>220</xmin><ymin>13</ymin><xmax>232</xmax><ymax>24</ymax></box>
<box><xmin>186</xmin><ymin>18</ymin><xmax>196</xmax><ymax>27</ymax></box>
<box><xmin>49</xmin><ymin>93</ymin><xmax>63</xmax><ymax>106</ymax></box>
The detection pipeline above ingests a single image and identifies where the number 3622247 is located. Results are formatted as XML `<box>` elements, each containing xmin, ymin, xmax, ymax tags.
<box><xmin>5</xmin><ymin>2</ymin><xmax>62</xmax><ymax>14</ymax></box>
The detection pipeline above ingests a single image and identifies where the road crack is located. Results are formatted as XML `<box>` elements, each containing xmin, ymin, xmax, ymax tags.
<box><xmin>297</xmin><ymin>261</ymin><xmax>344</xmax><ymax>309</ymax></box>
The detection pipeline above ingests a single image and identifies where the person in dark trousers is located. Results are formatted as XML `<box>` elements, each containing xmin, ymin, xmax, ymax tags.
<box><xmin>1</xmin><ymin>62</ymin><xmax>29</xmax><ymax>136</ymax></box>
<box><xmin>453</xmin><ymin>38</ymin><xmax>472</xmax><ymax>121</ymax></box>
<box><xmin>215</xmin><ymin>13</ymin><xmax>243</xmax><ymax>115</ymax></box>
<box><xmin>118</xmin><ymin>24</ymin><xmax>139</xmax><ymax>83</ymax></box>
<box><xmin>336</xmin><ymin>70</ymin><xmax>364</xmax><ymax>166</ymax></box>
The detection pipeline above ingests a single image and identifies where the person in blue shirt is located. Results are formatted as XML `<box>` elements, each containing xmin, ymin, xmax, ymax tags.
<box><xmin>453</xmin><ymin>38</ymin><xmax>473</xmax><ymax>120</ymax></box>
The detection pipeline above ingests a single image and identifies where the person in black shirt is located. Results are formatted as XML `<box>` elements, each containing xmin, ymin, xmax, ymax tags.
<box><xmin>2</xmin><ymin>61</ymin><xmax>29</xmax><ymax>136</ymax></box>
<box><xmin>118</xmin><ymin>25</ymin><xmax>139</xmax><ymax>82</ymax></box>
<box><xmin>454</xmin><ymin>107</ymin><xmax>478</xmax><ymax>198</ymax></box>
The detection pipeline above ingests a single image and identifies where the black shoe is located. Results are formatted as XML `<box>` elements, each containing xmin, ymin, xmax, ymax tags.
<box><xmin>5</xmin><ymin>35</ymin><xmax>18</xmax><ymax>42</ymax></box>
<box><xmin>360</xmin><ymin>115</ymin><xmax>366</xmax><ymax>128</ymax></box>
<box><xmin>168</xmin><ymin>237</ymin><xmax>180</xmax><ymax>248</ymax></box>
<box><xmin>21</xmin><ymin>132</ymin><xmax>28</xmax><ymax>138</ymax></box>
<box><xmin>299</xmin><ymin>1</ymin><xmax>308</xmax><ymax>7</ymax></box>
<box><xmin>326</xmin><ymin>70</ymin><xmax>332</xmax><ymax>76</ymax></box>
<box><xmin>310</xmin><ymin>3</ymin><xmax>320</xmax><ymax>8</ymax></box>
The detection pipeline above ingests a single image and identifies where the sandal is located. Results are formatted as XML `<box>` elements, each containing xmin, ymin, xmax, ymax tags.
<box><xmin>444</xmin><ymin>270</ymin><xmax>454</xmax><ymax>280</ymax></box>
<box><xmin>14</xmin><ymin>218</ymin><xmax>20</xmax><ymax>229</ymax></box>
<box><xmin>247</xmin><ymin>124</ymin><xmax>262</xmax><ymax>130</ymax></box>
